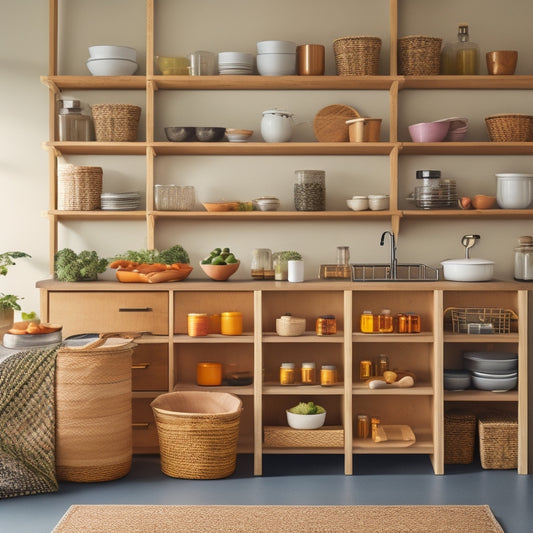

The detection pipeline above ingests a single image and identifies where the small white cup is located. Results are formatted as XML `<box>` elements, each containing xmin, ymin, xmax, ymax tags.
<box><xmin>368</xmin><ymin>194</ymin><xmax>390</xmax><ymax>211</ymax></box>
<box><xmin>288</xmin><ymin>260</ymin><xmax>304</xmax><ymax>282</ymax></box>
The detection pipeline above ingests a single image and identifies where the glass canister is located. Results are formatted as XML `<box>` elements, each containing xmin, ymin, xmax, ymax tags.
<box><xmin>378</xmin><ymin>309</ymin><xmax>394</xmax><ymax>333</ymax></box>
<box><xmin>280</xmin><ymin>362</ymin><xmax>296</xmax><ymax>385</ymax></box>
<box><xmin>320</xmin><ymin>364</ymin><xmax>337</xmax><ymax>386</ymax></box>
<box><xmin>357</xmin><ymin>414</ymin><xmax>370</xmax><ymax>438</ymax></box>
<box><xmin>360</xmin><ymin>310</ymin><xmax>377</xmax><ymax>333</ymax></box>
<box><xmin>514</xmin><ymin>235</ymin><xmax>533</xmax><ymax>281</ymax></box>
<box><xmin>251</xmin><ymin>248</ymin><xmax>274</xmax><ymax>280</ymax></box>
<box><xmin>220</xmin><ymin>311</ymin><xmax>243</xmax><ymax>335</ymax></box>
<box><xmin>376</xmin><ymin>354</ymin><xmax>389</xmax><ymax>375</ymax></box>
<box><xmin>294</xmin><ymin>169</ymin><xmax>326</xmax><ymax>211</ymax></box>
<box><xmin>58</xmin><ymin>99</ymin><xmax>93</xmax><ymax>141</ymax></box>
<box><xmin>397</xmin><ymin>313</ymin><xmax>421</xmax><ymax>333</ymax></box>
<box><xmin>187</xmin><ymin>313</ymin><xmax>209</xmax><ymax>336</ymax></box>
<box><xmin>316</xmin><ymin>315</ymin><xmax>336</xmax><ymax>336</ymax></box>
<box><xmin>301</xmin><ymin>362</ymin><xmax>316</xmax><ymax>384</ymax></box>
<box><xmin>359</xmin><ymin>360</ymin><xmax>373</xmax><ymax>380</ymax></box>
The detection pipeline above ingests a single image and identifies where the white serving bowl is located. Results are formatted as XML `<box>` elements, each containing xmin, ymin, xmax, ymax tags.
<box><xmin>286</xmin><ymin>410</ymin><xmax>326</xmax><ymax>429</ymax></box>
<box><xmin>86</xmin><ymin>58</ymin><xmax>138</xmax><ymax>76</ymax></box>
<box><xmin>257</xmin><ymin>40</ymin><xmax>297</xmax><ymax>54</ymax></box>
<box><xmin>347</xmin><ymin>196</ymin><xmax>369</xmax><ymax>211</ymax></box>
<box><xmin>89</xmin><ymin>45</ymin><xmax>137</xmax><ymax>62</ymax></box>
<box><xmin>368</xmin><ymin>194</ymin><xmax>390</xmax><ymax>211</ymax></box>
<box><xmin>440</xmin><ymin>258</ymin><xmax>494</xmax><ymax>281</ymax></box>
<box><xmin>471</xmin><ymin>372</ymin><xmax>517</xmax><ymax>392</ymax></box>
<box><xmin>463</xmin><ymin>352</ymin><xmax>518</xmax><ymax>373</ymax></box>
<box><xmin>495</xmin><ymin>173</ymin><xmax>533</xmax><ymax>209</ymax></box>
<box><xmin>256</xmin><ymin>53</ymin><xmax>296</xmax><ymax>76</ymax></box>
<box><xmin>253</xmin><ymin>196</ymin><xmax>280</xmax><ymax>211</ymax></box>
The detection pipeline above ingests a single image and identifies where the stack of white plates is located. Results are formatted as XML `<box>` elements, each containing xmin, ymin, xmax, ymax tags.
<box><xmin>218</xmin><ymin>52</ymin><xmax>255</xmax><ymax>75</ymax></box>
<box><xmin>463</xmin><ymin>352</ymin><xmax>518</xmax><ymax>392</ymax></box>
<box><xmin>101</xmin><ymin>191</ymin><xmax>141</xmax><ymax>210</ymax></box>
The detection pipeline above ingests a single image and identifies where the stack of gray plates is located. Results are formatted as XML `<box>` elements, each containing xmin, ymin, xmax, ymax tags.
<box><xmin>463</xmin><ymin>351</ymin><xmax>518</xmax><ymax>392</ymax></box>
<box><xmin>101</xmin><ymin>191</ymin><xmax>141</xmax><ymax>210</ymax></box>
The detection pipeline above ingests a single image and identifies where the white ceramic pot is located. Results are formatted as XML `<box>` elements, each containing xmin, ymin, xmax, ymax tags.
<box><xmin>261</xmin><ymin>110</ymin><xmax>294</xmax><ymax>142</ymax></box>
<box><xmin>441</xmin><ymin>258</ymin><xmax>494</xmax><ymax>281</ymax></box>
<box><xmin>495</xmin><ymin>173</ymin><xmax>533</xmax><ymax>209</ymax></box>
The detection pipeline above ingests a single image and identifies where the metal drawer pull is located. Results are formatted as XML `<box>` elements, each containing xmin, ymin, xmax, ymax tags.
<box><xmin>132</xmin><ymin>362</ymin><xmax>150</xmax><ymax>370</ymax></box>
<box><xmin>119</xmin><ymin>307</ymin><xmax>153</xmax><ymax>312</ymax></box>
<box><xmin>132</xmin><ymin>422</ymin><xmax>150</xmax><ymax>429</ymax></box>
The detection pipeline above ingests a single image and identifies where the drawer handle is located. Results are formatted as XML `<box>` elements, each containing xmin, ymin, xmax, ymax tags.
<box><xmin>132</xmin><ymin>362</ymin><xmax>150</xmax><ymax>370</ymax></box>
<box><xmin>132</xmin><ymin>422</ymin><xmax>151</xmax><ymax>430</ymax></box>
<box><xmin>119</xmin><ymin>307</ymin><xmax>153</xmax><ymax>312</ymax></box>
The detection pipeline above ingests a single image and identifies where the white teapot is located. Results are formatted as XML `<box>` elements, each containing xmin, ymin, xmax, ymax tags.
<box><xmin>261</xmin><ymin>109</ymin><xmax>294</xmax><ymax>143</ymax></box>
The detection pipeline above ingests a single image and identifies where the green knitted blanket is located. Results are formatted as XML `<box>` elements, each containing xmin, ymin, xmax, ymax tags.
<box><xmin>0</xmin><ymin>344</ymin><xmax>60</xmax><ymax>498</ymax></box>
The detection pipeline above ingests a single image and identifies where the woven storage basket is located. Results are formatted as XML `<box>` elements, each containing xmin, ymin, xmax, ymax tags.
<box><xmin>151</xmin><ymin>391</ymin><xmax>242</xmax><ymax>479</ymax></box>
<box><xmin>333</xmin><ymin>36</ymin><xmax>382</xmax><ymax>75</ymax></box>
<box><xmin>91</xmin><ymin>103</ymin><xmax>141</xmax><ymax>142</ymax></box>
<box><xmin>444</xmin><ymin>410</ymin><xmax>476</xmax><ymax>464</ymax></box>
<box><xmin>478</xmin><ymin>414</ymin><xmax>518</xmax><ymax>469</ymax></box>
<box><xmin>57</xmin><ymin>165</ymin><xmax>102</xmax><ymax>210</ymax></box>
<box><xmin>55</xmin><ymin>332</ymin><xmax>137</xmax><ymax>482</ymax></box>
<box><xmin>263</xmin><ymin>426</ymin><xmax>344</xmax><ymax>448</ymax></box>
<box><xmin>398</xmin><ymin>35</ymin><xmax>442</xmax><ymax>75</ymax></box>
<box><xmin>485</xmin><ymin>114</ymin><xmax>533</xmax><ymax>142</ymax></box>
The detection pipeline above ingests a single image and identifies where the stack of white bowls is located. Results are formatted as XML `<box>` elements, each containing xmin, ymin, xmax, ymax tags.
<box><xmin>463</xmin><ymin>351</ymin><xmax>518</xmax><ymax>392</ymax></box>
<box><xmin>218</xmin><ymin>52</ymin><xmax>255</xmax><ymax>75</ymax></box>
<box><xmin>256</xmin><ymin>40</ymin><xmax>296</xmax><ymax>76</ymax></box>
<box><xmin>86</xmin><ymin>45</ymin><xmax>138</xmax><ymax>76</ymax></box>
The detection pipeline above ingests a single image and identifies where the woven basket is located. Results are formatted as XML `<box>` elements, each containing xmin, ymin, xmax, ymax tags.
<box><xmin>151</xmin><ymin>391</ymin><xmax>242</xmax><ymax>479</ymax></box>
<box><xmin>55</xmin><ymin>332</ymin><xmax>138</xmax><ymax>482</ymax></box>
<box><xmin>478</xmin><ymin>414</ymin><xmax>518</xmax><ymax>469</ymax></box>
<box><xmin>485</xmin><ymin>113</ymin><xmax>533</xmax><ymax>142</ymax></box>
<box><xmin>444</xmin><ymin>411</ymin><xmax>476</xmax><ymax>464</ymax></box>
<box><xmin>264</xmin><ymin>426</ymin><xmax>344</xmax><ymax>448</ymax></box>
<box><xmin>57</xmin><ymin>165</ymin><xmax>102</xmax><ymax>210</ymax></box>
<box><xmin>333</xmin><ymin>36</ymin><xmax>382</xmax><ymax>75</ymax></box>
<box><xmin>91</xmin><ymin>103</ymin><xmax>141</xmax><ymax>142</ymax></box>
<box><xmin>398</xmin><ymin>35</ymin><xmax>442</xmax><ymax>75</ymax></box>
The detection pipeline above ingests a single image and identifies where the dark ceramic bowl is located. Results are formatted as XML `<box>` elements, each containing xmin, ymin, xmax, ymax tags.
<box><xmin>195</xmin><ymin>127</ymin><xmax>226</xmax><ymax>142</ymax></box>
<box><xmin>165</xmin><ymin>127</ymin><xmax>196</xmax><ymax>142</ymax></box>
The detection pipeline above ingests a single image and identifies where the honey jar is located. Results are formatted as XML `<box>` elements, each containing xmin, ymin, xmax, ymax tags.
<box><xmin>359</xmin><ymin>360</ymin><xmax>373</xmax><ymax>380</ymax></box>
<box><xmin>377</xmin><ymin>354</ymin><xmax>389</xmax><ymax>375</ymax></box>
<box><xmin>378</xmin><ymin>308</ymin><xmax>394</xmax><ymax>333</ymax></box>
<box><xmin>301</xmin><ymin>362</ymin><xmax>316</xmax><ymax>384</ymax></box>
<box><xmin>196</xmin><ymin>362</ymin><xmax>222</xmax><ymax>386</ymax></box>
<box><xmin>316</xmin><ymin>315</ymin><xmax>337</xmax><ymax>336</ymax></box>
<box><xmin>280</xmin><ymin>362</ymin><xmax>296</xmax><ymax>385</ymax></box>
<box><xmin>397</xmin><ymin>313</ymin><xmax>421</xmax><ymax>333</ymax></box>
<box><xmin>187</xmin><ymin>313</ymin><xmax>209</xmax><ymax>336</ymax></box>
<box><xmin>320</xmin><ymin>364</ymin><xmax>337</xmax><ymax>386</ymax></box>
<box><xmin>360</xmin><ymin>310</ymin><xmax>377</xmax><ymax>333</ymax></box>
<box><xmin>220</xmin><ymin>311</ymin><xmax>243</xmax><ymax>335</ymax></box>
<box><xmin>357</xmin><ymin>414</ymin><xmax>370</xmax><ymax>439</ymax></box>
<box><xmin>371</xmin><ymin>417</ymin><xmax>381</xmax><ymax>442</ymax></box>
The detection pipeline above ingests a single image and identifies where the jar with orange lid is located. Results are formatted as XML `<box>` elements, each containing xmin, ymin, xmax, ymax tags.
<box><xmin>187</xmin><ymin>313</ymin><xmax>209</xmax><ymax>336</ymax></box>
<box><xmin>220</xmin><ymin>311</ymin><xmax>243</xmax><ymax>335</ymax></box>
<box><xmin>196</xmin><ymin>362</ymin><xmax>222</xmax><ymax>386</ymax></box>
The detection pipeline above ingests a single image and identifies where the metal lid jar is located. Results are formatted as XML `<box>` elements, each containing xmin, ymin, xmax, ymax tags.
<box><xmin>514</xmin><ymin>235</ymin><xmax>533</xmax><ymax>280</ymax></box>
<box><xmin>294</xmin><ymin>169</ymin><xmax>326</xmax><ymax>211</ymax></box>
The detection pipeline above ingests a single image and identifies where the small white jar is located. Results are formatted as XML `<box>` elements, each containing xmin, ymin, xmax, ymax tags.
<box><xmin>368</xmin><ymin>194</ymin><xmax>390</xmax><ymax>211</ymax></box>
<box><xmin>261</xmin><ymin>109</ymin><xmax>294</xmax><ymax>142</ymax></box>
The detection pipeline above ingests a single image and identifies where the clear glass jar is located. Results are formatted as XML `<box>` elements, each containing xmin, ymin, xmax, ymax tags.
<box><xmin>251</xmin><ymin>248</ymin><xmax>273</xmax><ymax>280</ymax></box>
<box><xmin>316</xmin><ymin>315</ymin><xmax>336</xmax><ymax>336</ymax></box>
<box><xmin>397</xmin><ymin>313</ymin><xmax>421</xmax><ymax>333</ymax></box>
<box><xmin>294</xmin><ymin>170</ymin><xmax>326</xmax><ymax>211</ymax></box>
<box><xmin>514</xmin><ymin>235</ymin><xmax>533</xmax><ymax>280</ymax></box>
<box><xmin>378</xmin><ymin>309</ymin><xmax>394</xmax><ymax>333</ymax></box>
<box><xmin>441</xmin><ymin>23</ymin><xmax>480</xmax><ymax>75</ymax></box>
<box><xmin>377</xmin><ymin>354</ymin><xmax>389</xmax><ymax>375</ymax></box>
<box><xmin>359</xmin><ymin>360</ymin><xmax>373</xmax><ymax>380</ymax></box>
<box><xmin>360</xmin><ymin>310</ymin><xmax>377</xmax><ymax>333</ymax></box>
<box><xmin>301</xmin><ymin>362</ymin><xmax>316</xmax><ymax>384</ymax></box>
<box><xmin>58</xmin><ymin>99</ymin><xmax>93</xmax><ymax>141</ymax></box>
<box><xmin>357</xmin><ymin>414</ymin><xmax>370</xmax><ymax>439</ymax></box>
<box><xmin>280</xmin><ymin>362</ymin><xmax>296</xmax><ymax>385</ymax></box>
<box><xmin>320</xmin><ymin>364</ymin><xmax>337</xmax><ymax>386</ymax></box>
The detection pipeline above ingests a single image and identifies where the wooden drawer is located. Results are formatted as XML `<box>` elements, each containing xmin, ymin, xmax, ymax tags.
<box><xmin>132</xmin><ymin>343</ymin><xmax>169</xmax><ymax>391</ymax></box>
<box><xmin>132</xmin><ymin>397</ymin><xmax>160</xmax><ymax>454</ymax></box>
<box><xmin>48</xmin><ymin>291</ymin><xmax>169</xmax><ymax>337</ymax></box>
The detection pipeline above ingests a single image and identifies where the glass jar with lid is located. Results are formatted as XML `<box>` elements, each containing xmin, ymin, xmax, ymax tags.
<box><xmin>294</xmin><ymin>170</ymin><xmax>326</xmax><ymax>211</ymax></box>
<box><xmin>57</xmin><ymin>99</ymin><xmax>93</xmax><ymax>141</ymax></box>
<box><xmin>514</xmin><ymin>235</ymin><xmax>533</xmax><ymax>280</ymax></box>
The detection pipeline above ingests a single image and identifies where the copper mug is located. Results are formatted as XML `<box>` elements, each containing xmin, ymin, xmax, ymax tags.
<box><xmin>486</xmin><ymin>50</ymin><xmax>518</xmax><ymax>75</ymax></box>
<box><xmin>297</xmin><ymin>44</ymin><xmax>325</xmax><ymax>75</ymax></box>
<box><xmin>346</xmin><ymin>118</ymin><xmax>382</xmax><ymax>142</ymax></box>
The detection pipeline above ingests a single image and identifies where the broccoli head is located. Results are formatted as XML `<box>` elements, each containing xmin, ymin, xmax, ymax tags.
<box><xmin>55</xmin><ymin>248</ymin><xmax>108</xmax><ymax>282</ymax></box>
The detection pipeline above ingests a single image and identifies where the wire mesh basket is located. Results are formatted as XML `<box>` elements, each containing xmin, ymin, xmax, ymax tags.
<box><xmin>445</xmin><ymin>307</ymin><xmax>518</xmax><ymax>334</ymax></box>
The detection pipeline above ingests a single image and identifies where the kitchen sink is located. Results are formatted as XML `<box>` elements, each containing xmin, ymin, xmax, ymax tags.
<box><xmin>351</xmin><ymin>263</ymin><xmax>440</xmax><ymax>281</ymax></box>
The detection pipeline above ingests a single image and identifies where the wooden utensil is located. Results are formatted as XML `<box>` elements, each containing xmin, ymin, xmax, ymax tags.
<box><xmin>313</xmin><ymin>104</ymin><xmax>360</xmax><ymax>142</ymax></box>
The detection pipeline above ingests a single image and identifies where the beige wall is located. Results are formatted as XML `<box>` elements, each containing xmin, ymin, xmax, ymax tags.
<box><xmin>2</xmin><ymin>0</ymin><xmax>533</xmax><ymax>316</ymax></box>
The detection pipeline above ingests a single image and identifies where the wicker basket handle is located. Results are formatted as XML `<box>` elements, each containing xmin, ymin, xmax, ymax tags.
<box><xmin>64</xmin><ymin>331</ymin><xmax>140</xmax><ymax>351</ymax></box>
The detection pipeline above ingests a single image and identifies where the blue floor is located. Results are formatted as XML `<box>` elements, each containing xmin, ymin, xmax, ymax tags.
<box><xmin>2</xmin><ymin>454</ymin><xmax>532</xmax><ymax>532</ymax></box>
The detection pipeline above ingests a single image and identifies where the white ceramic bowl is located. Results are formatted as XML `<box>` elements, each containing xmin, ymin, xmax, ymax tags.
<box><xmin>347</xmin><ymin>196</ymin><xmax>369</xmax><ymax>211</ymax></box>
<box><xmin>286</xmin><ymin>410</ymin><xmax>326</xmax><ymax>429</ymax></box>
<box><xmin>257</xmin><ymin>40</ymin><xmax>296</xmax><ymax>54</ymax></box>
<box><xmin>86</xmin><ymin>58</ymin><xmax>138</xmax><ymax>76</ymax></box>
<box><xmin>440</xmin><ymin>258</ymin><xmax>494</xmax><ymax>281</ymax></box>
<box><xmin>368</xmin><ymin>194</ymin><xmax>390</xmax><ymax>211</ymax></box>
<box><xmin>88</xmin><ymin>45</ymin><xmax>137</xmax><ymax>62</ymax></box>
<box><xmin>495</xmin><ymin>173</ymin><xmax>533</xmax><ymax>209</ymax></box>
<box><xmin>256</xmin><ymin>53</ymin><xmax>296</xmax><ymax>76</ymax></box>
<box><xmin>471</xmin><ymin>372</ymin><xmax>517</xmax><ymax>392</ymax></box>
<box><xmin>463</xmin><ymin>352</ymin><xmax>518</xmax><ymax>373</ymax></box>
<box><xmin>253</xmin><ymin>197</ymin><xmax>280</xmax><ymax>211</ymax></box>
<box><xmin>226</xmin><ymin>129</ymin><xmax>253</xmax><ymax>142</ymax></box>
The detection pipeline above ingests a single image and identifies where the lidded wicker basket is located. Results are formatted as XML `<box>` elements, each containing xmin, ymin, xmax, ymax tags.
<box><xmin>57</xmin><ymin>164</ymin><xmax>103</xmax><ymax>210</ymax></box>
<box><xmin>333</xmin><ymin>36</ymin><xmax>382</xmax><ymax>75</ymax></box>
<box><xmin>398</xmin><ymin>35</ymin><xmax>442</xmax><ymax>75</ymax></box>
<box><xmin>485</xmin><ymin>113</ymin><xmax>533</xmax><ymax>142</ymax></box>
<box><xmin>91</xmin><ymin>103</ymin><xmax>141</xmax><ymax>142</ymax></box>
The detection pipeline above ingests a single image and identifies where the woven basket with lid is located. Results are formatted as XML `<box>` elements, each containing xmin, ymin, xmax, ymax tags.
<box><xmin>91</xmin><ymin>103</ymin><xmax>141</xmax><ymax>142</ymax></box>
<box><xmin>398</xmin><ymin>35</ymin><xmax>442</xmax><ymax>75</ymax></box>
<box><xmin>333</xmin><ymin>36</ymin><xmax>382</xmax><ymax>75</ymax></box>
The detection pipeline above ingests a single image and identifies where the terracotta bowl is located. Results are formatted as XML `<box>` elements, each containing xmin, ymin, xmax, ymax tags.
<box><xmin>202</xmin><ymin>201</ymin><xmax>240</xmax><ymax>212</ymax></box>
<box><xmin>471</xmin><ymin>194</ymin><xmax>497</xmax><ymax>209</ymax></box>
<box><xmin>200</xmin><ymin>261</ymin><xmax>240</xmax><ymax>281</ymax></box>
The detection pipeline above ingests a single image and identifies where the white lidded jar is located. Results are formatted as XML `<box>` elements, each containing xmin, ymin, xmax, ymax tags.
<box><xmin>261</xmin><ymin>109</ymin><xmax>294</xmax><ymax>142</ymax></box>
<box><xmin>496</xmin><ymin>173</ymin><xmax>533</xmax><ymax>209</ymax></box>
<box><xmin>514</xmin><ymin>235</ymin><xmax>533</xmax><ymax>281</ymax></box>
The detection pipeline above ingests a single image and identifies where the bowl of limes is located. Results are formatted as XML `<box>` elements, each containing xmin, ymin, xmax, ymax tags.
<box><xmin>200</xmin><ymin>247</ymin><xmax>240</xmax><ymax>281</ymax></box>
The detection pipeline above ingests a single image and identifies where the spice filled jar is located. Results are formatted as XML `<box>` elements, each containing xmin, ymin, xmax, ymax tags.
<box><xmin>301</xmin><ymin>362</ymin><xmax>316</xmax><ymax>384</ymax></box>
<box><xmin>294</xmin><ymin>169</ymin><xmax>326</xmax><ymax>211</ymax></box>
<box><xmin>220</xmin><ymin>311</ymin><xmax>243</xmax><ymax>335</ymax></box>
<box><xmin>514</xmin><ymin>235</ymin><xmax>533</xmax><ymax>281</ymax></box>
<box><xmin>280</xmin><ymin>362</ymin><xmax>296</xmax><ymax>385</ymax></box>
<box><xmin>187</xmin><ymin>313</ymin><xmax>209</xmax><ymax>336</ymax></box>
<box><xmin>320</xmin><ymin>364</ymin><xmax>337</xmax><ymax>386</ymax></box>
<box><xmin>316</xmin><ymin>315</ymin><xmax>337</xmax><ymax>336</ymax></box>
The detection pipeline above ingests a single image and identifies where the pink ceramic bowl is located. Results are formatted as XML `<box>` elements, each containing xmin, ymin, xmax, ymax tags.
<box><xmin>408</xmin><ymin>121</ymin><xmax>450</xmax><ymax>142</ymax></box>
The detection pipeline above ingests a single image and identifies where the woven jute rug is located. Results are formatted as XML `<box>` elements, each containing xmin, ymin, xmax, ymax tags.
<box><xmin>53</xmin><ymin>504</ymin><xmax>504</xmax><ymax>532</ymax></box>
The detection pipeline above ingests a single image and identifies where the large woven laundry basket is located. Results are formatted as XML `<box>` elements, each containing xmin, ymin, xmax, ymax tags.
<box><xmin>151</xmin><ymin>391</ymin><xmax>242</xmax><ymax>479</ymax></box>
<box><xmin>55</xmin><ymin>332</ymin><xmax>138</xmax><ymax>482</ymax></box>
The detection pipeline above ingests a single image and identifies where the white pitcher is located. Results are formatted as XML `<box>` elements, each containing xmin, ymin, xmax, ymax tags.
<box><xmin>261</xmin><ymin>109</ymin><xmax>294</xmax><ymax>142</ymax></box>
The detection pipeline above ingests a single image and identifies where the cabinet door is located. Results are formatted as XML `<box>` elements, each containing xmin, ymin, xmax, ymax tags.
<box><xmin>48</xmin><ymin>291</ymin><xmax>169</xmax><ymax>336</ymax></box>
<box><xmin>132</xmin><ymin>397</ymin><xmax>159</xmax><ymax>454</ymax></box>
<box><xmin>132</xmin><ymin>343</ymin><xmax>169</xmax><ymax>391</ymax></box>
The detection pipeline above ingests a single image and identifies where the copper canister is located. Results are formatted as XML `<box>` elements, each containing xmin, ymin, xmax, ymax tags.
<box><xmin>187</xmin><ymin>313</ymin><xmax>209</xmax><ymax>336</ymax></box>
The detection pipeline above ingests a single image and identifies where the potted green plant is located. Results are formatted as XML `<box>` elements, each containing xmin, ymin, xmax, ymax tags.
<box><xmin>0</xmin><ymin>251</ymin><xmax>31</xmax><ymax>335</ymax></box>
<box><xmin>273</xmin><ymin>250</ymin><xmax>302</xmax><ymax>281</ymax></box>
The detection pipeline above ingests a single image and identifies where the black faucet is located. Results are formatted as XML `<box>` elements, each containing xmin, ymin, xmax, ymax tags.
<box><xmin>380</xmin><ymin>231</ymin><xmax>397</xmax><ymax>280</ymax></box>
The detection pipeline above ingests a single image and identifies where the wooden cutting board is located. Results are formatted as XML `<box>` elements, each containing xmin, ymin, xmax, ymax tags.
<box><xmin>313</xmin><ymin>104</ymin><xmax>360</xmax><ymax>142</ymax></box>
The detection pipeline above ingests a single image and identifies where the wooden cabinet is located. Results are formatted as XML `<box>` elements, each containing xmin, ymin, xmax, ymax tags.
<box><xmin>37</xmin><ymin>279</ymin><xmax>529</xmax><ymax>475</ymax></box>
